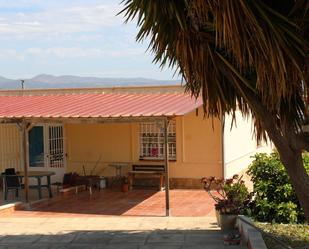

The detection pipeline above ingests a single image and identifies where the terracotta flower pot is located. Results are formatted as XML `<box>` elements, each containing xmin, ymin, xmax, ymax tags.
<box><xmin>121</xmin><ymin>183</ymin><xmax>129</xmax><ymax>192</ymax></box>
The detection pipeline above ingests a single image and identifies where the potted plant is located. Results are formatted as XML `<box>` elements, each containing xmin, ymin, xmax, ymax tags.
<box><xmin>202</xmin><ymin>175</ymin><xmax>251</xmax><ymax>231</ymax></box>
<box><xmin>121</xmin><ymin>176</ymin><xmax>129</xmax><ymax>193</ymax></box>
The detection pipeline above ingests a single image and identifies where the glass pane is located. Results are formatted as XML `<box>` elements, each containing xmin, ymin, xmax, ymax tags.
<box><xmin>29</xmin><ymin>126</ymin><xmax>44</xmax><ymax>167</ymax></box>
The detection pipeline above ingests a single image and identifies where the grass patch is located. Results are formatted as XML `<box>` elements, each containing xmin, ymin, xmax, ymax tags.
<box><xmin>255</xmin><ymin>222</ymin><xmax>309</xmax><ymax>249</ymax></box>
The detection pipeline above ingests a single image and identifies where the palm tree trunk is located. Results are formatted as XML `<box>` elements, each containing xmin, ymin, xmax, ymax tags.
<box><xmin>276</xmin><ymin>147</ymin><xmax>309</xmax><ymax>221</ymax></box>
<box><xmin>244</xmin><ymin>89</ymin><xmax>309</xmax><ymax>221</ymax></box>
<box><xmin>263</xmin><ymin>123</ymin><xmax>309</xmax><ymax>222</ymax></box>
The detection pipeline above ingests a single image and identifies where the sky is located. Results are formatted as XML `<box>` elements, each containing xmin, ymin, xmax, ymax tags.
<box><xmin>0</xmin><ymin>0</ymin><xmax>179</xmax><ymax>80</ymax></box>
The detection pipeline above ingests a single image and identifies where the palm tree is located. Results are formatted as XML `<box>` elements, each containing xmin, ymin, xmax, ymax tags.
<box><xmin>121</xmin><ymin>0</ymin><xmax>309</xmax><ymax>220</ymax></box>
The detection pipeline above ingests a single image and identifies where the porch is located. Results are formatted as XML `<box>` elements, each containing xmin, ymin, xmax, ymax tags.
<box><xmin>0</xmin><ymin>89</ymin><xmax>221</xmax><ymax>217</ymax></box>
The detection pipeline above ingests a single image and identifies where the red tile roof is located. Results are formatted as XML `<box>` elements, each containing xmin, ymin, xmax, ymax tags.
<box><xmin>0</xmin><ymin>93</ymin><xmax>202</xmax><ymax>120</ymax></box>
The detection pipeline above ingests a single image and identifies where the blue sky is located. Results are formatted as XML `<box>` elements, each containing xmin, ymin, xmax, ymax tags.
<box><xmin>0</xmin><ymin>0</ymin><xmax>179</xmax><ymax>80</ymax></box>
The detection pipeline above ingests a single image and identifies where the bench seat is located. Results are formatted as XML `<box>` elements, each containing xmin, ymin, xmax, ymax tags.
<box><xmin>128</xmin><ymin>165</ymin><xmax>165</xmax><ymax>190</ymax></box>
<box><xmin>128</xmin><ymin>170</ymin><xmax>163</xmax><ymax>175</ymax></box>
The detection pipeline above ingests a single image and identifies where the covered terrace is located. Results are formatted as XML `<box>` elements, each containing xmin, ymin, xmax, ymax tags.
<box><xmin>0</xmin><ymin>90</ymin><xmax>203</xmax><ymax>216</ymax></box>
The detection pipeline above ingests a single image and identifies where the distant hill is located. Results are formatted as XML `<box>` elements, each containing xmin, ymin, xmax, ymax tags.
<box><xmin>0</xmin><ymin>76</ymin><xmax>21</xmax><ymax>89</ymax></box>
<box><xmin>0</xmin><ymin>74</ymin><xmax>181</xmax><ymax>90</ymax></box>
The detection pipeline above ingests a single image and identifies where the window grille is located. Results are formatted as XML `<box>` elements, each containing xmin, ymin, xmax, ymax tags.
<box><xmin>48</xmin><ymin>125</ymin><xmax>64</xmax><ymax>168</ymax></box>
<box><xmin>140</xmin><ymin>121</ymin><xmax>176</xmax><ymax>160</ymax></box>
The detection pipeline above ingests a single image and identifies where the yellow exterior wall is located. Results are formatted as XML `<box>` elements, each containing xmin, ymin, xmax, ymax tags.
<box><xmin>0</xmin><ymin>124</ymin><xmax>21</xmax><ymax>173</ymax></box>
<box><xmin>66</xmin><ymin>123</ymin><xmax>133</xmax><ymax>177</ymax></box>
<box><xmin>65</xmin><ymin>107</ymin><xmax>223</xmax><ymax>179</ymax></box>
<box><xmin>170</xmin><ymin>110</ymin><xmax>222</xmax><ymax>178</ymax></box>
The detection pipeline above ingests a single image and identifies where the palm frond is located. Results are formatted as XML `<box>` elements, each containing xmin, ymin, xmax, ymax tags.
<box><xmin>121</xmin><ymin>0</ymin><xmax>308</xmax><ymax>142</ymax></box>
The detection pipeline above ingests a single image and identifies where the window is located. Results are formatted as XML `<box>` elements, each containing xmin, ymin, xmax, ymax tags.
<box><xmin>140</xmin><ymin>121</ymin><xmax>176</xmax><ymax>160</ymax></box>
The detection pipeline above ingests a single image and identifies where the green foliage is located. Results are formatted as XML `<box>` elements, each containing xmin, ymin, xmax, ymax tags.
<box><xmin>202</xmin><ymin>175</ymin><xmax>251</xmax><ymax>215</ymax></box>
<box><xmin>303</xmin><ymin>153</ymin><xmax>309</xmax><ymax>173</ymax></box>
<box><xmin>247</xmin><ymin>152</ymin><xmax>309</xmax><ymax>223</ymax></box>
<box><xmin>223</xmin><ymin>180</ymin><xmax>249</xmax><ymax>209</ymax></box>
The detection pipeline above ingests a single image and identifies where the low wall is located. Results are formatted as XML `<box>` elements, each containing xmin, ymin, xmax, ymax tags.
<box><xmin>0</xmin><ymin>202</ymin><xmax>23</xmax><ymax>216</ymax></box>
<box><xmin>237</xmin><ymin>216</ymin><xmax>267</xmax><ymax>249</ymax></box>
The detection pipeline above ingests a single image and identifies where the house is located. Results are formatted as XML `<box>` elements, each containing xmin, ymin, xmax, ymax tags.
<box><xmin>0</xmin><ymin>85</ymin><xmax>272</xmax><ymax>190</ymax></box>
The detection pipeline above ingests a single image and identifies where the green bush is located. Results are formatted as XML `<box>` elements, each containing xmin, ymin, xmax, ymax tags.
<box><xmin>247</xmin><ymin>151</ymin><xmax>309</xmax><ymax>223</ymax></box>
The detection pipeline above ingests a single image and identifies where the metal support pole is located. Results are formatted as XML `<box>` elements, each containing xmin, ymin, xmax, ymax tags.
<box><xmin>221</xmin><ymin>114</ymin><xmax>226</xmax><ymax>179</ymax></box>
<box><xmin>163</xmin><ymin>117</ymin><xmax>170</xmax><ymax>216</ymax></box>
<box><xmin>16</xmin><ymin>123</ymin><xmax>24</xmax><ymax>173</ymax></box>
<box><xmin>22</xmin><ymin>119</ymin><xmax>29</xmax><ymax>203</ymax></box>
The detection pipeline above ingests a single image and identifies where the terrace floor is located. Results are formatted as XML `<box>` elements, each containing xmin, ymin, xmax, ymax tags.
<box><xmin>6</xmin><ymin>189</ymin><xmax>216</xmax><ymax>217</ymax></box>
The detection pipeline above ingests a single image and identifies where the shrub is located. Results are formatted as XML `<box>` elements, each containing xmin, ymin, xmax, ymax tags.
<box><xmin>247</xmin><ymin>151</ymin><xmax>309</xmax><ymax>223</ymax></box>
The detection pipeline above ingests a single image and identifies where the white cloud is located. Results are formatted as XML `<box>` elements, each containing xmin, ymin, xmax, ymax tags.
<box><xmin>0</xmin><ymin>49</ymin><xmax>25</xmax><ymax>61</ymax></box>
<box><xmin>0</xmin><ymin>1</ymin><xmax>177</xmax><ymax>80</ymax></box>
<box><xmin>0</xmin><ymin>46</ymin><xmax>145</xmax><ymax>60</ymax></box>
<box><xmin>0</xmin><ymin>3</ymin><xmax>123</xmax><ymax>37</ymax></box>
<box><xmin>0</xmin><ymin>21</ymin><xmax>43</xmax><ymax>34</ymax></box>
<box><xmin>0</xmin><ymin>0</ymin><xmax>42</xmax><ymax>9</ymax></box>
<box><xmin>65</xmin><ymin>5</ymin><xmax>122</xmax><ymax>26</ymax></box>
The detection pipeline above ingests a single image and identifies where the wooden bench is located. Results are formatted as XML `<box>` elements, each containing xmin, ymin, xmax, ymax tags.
<box><xmin>128</xmin><ymin>165</ymin><xmax>165</xmax><ymax>191</ymax></box>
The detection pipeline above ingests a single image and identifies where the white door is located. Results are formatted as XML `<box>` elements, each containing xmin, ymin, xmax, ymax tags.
<box><xmin>28</xmin><ymin>124</ymin><xmax>66</xmax><ymax>183</ymax></box>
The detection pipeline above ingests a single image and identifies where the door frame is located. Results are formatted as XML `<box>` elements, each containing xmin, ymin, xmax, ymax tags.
<box><xmin>27</xmin><ymin>123</ymin><xmax>67</xmax><ymax>182</ymax></box>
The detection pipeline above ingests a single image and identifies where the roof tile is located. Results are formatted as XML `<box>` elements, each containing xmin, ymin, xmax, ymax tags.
<box><xmin>0</xmin><ymin>93</ymin><xmax>202</xmax><ymax>120</ymax></box>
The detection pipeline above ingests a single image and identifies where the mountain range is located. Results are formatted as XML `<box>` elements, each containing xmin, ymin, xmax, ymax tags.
<box><xmin>0</xmin><ymin>74</ymin><xmax>181</xmax><ymax>90</ymax></box>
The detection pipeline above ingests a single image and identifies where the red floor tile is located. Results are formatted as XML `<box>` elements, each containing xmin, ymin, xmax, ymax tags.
<box><xmin>6</xmin><ymin>189</ymin><xmax>216</xmax><ymax>217</ymax></box>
